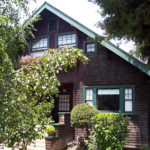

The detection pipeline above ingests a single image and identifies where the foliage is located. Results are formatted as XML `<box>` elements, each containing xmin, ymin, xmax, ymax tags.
<box><xmin>86</xmin><ymin>113</ymin><xmax>129</xmax><ymax>150</ymax></box>
<box><xmin>46</xmin><ymin>126</ymin><xmax>56</xmax><ymax>133</ymax></box>
<box><xmin>95</xmin><ymin>0</ymin><xmax>150</xmax><ymax>62</ymax></box>
<box><xmin>71</xmin><ymin>103</ymin><xmax>99</xmax><ymax>135</ymax></box>
<box><xmin>0</xmin><ymin>47</ymin><xmax>88</xmax><ymax>150</ymax></box>
<box><xmin>142</xmin><ymin>145</ymin><xmax>150</xmax><ymax>150</ymax></box>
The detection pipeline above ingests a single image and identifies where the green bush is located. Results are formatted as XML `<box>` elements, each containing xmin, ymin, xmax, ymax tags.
<box><xmin>46</xmin><ymin>126</ymin><xmax>56</xmax><ymax>133</ymax></box>
<box><xmin>87</xmin><ymin>113</ymin><xmax>129</xmax><ymax>150</ymax></box>
<box><xmin>71</xmin><ymin>103</ymin><xmax>99</xmax><ymax>131</ymax></box>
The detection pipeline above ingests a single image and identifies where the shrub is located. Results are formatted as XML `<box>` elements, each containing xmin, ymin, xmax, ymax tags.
<box><xmin>87</xmin><ymin>113</ymin><xmax>129</xmax><ymax>150</ymax></box>
<box><xmin>71</xmin><ymin>103</ymin><xmax>99</xmax><ymax>135</ymax></box>
<box><xmin>46</xmin><ymin>126</ymin><xmax>56</xmax><ymax>133</ymax></box>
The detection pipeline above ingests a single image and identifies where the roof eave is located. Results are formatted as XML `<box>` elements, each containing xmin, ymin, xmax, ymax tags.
<box><xmin>31</xmin><ymin>1</ymin><xmax>150</xmax><ymax>77</ymax></box>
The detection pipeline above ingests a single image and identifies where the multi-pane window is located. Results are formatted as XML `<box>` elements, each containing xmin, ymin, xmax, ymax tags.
<box><xmin>85</xmin><ymin>89</ymin><xmax>93</xmax><ymax>106</ymax></box>
<box><xmin>59</xmin><ymin>94</ymin><xmax>70</xmax><ymax>112</ymax></box>
<box><xmin>32</xmin><ymin>37</ymin><xmax>48</xmax><ymax>51</ymax></box>
<box><xmin>57</xmin><ymin>34</ymin><xmax>76</xmax><ymax>48</ymax></box>
<box><xmin>83</xmin><ymin>86</ymin><xmax>135</xmax><ymax>114</ymax></box>
<box><xmin>124</xmin><ymin>88</ymin><xmax>133</xmax><ymax>112</ymax></box>
<box><xmin>97</xmin><ymin>89</ymin><xmax>120</xmax><ymax>112</ymax></box>
<box><xmin>86</xmin><ymin>43</ymin><xmax>95</xmax><ymax>53</ymax></box>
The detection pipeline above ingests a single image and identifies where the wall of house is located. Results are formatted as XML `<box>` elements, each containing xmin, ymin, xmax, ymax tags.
<box><xmin>32</xmin><ymin>9</ymin><xmax>150</xmax><ymax>149</ymax></box>
<box><xmin>58</xmin><ymin>47</ymin><xmax>150</xmax><ymax>149</ymax></box>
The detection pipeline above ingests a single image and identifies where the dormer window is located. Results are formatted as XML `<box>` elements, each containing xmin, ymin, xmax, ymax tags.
<box><xmin>56</xmin><ymin>33</ymin><xmax>77</xmax><ymax>48</ymax></box>
<box><xmin>32</xmin><ymin>37</ymin><xmax>49</xmax><ymax>51</ymax></box>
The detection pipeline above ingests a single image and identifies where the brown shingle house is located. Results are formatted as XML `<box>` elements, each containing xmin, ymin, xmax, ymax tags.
<box><xmin>28</xmin><ymin>2</ymin><xmax>150</xmax><ymax>150</ymax></box>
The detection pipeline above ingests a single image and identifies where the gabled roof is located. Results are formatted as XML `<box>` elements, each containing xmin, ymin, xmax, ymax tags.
<box><xmin>32</xmin><ymin>1</ymin><xmax>150</xmax><ymax>77</ymax></box>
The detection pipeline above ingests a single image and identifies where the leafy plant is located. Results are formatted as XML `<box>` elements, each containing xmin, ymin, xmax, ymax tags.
<box><xmin>46</xmin><ymin>126</ymin><xmax>56</xmax><ymax>133</ymax></box>
<box><xmin>142</xmin><ymin>145</ymin><xmax>150</xmax><ymax>150</ymax></box>
<box><xmin>0</xmin><ymin>47</ymin><xmax>88</xmax><ymax>150</ymax></box>
<box><xmin>87</xmin><ymin>113</ymin><xmax>129</xmax><ymax>150</ymax></box>
<box><xmin>95</xmin><ymin>0</ymin><xmax>150</xmax><ymax>63</ymax></box>
<box><xmin>71</xmin><ymin>103</ymin><xmax>99</xmax><ymax>136</ymax></box>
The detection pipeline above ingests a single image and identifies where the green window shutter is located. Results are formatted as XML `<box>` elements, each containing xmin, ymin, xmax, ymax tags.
<box><xmin>120</xmin><ymin>87</ymin><xmax>124</xmax><ymax>113</ymax></box>
<box><xmin>82</xmin><ymin>87</ymin><xmax>86</xmax><ymax>103</ymax></box>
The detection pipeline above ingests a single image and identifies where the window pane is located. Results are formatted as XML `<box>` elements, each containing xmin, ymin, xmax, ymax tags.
<box><xmin>97</xmin><ymin>89</ymin><xmax>120</xmax><ymax>112</ymax></box>
<box><xmin>125</xmin><ymin>101</ymin><xmax>132</xmax><ymax>112</ymax></box>
<box><xmin>59</xmin><ymin>94</ymin><xmax>70</xmax><ymax>111</ymax></box>
<box><xmin>86</xmin><ymin>89</ymin><xmax>93</xmax><ymax>101</ymax></box>
<box><xmin>97</xmin><ymin>95</ymin><xmax>119</xmax><ymax>112</ymax></box>
<box><xmin>125</xmin><ymin>88</ymin><xmax>132</xmax><ymax>100</ymax></box>
<box><xmin>32</xmin><ymin>37</ymin><xmax>48</xmax><ymax>51</ymax></box>
<box><xmin>86</xmin><ymin>43</ymin><xmax>95</xmax><ymax>53</ymax></box>
<box><xmin>58</xmin><ymin>34</ymin><xmax>76</xmax><ymax>47</ymax></box>
<box><xmin>86</xmin><ymin>100</ymin><xmax>93</xmax><ymax>106</ymax></box>
<box><xmin>98</xmin><ymin>89</ymin><xmax>120</xmax><ymax>95</ymax></box>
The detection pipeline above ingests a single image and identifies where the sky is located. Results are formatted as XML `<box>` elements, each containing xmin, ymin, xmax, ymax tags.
<box><xmin>28</xmin><ymin>0</ymin><xmax>135</xmax><ymax>52</ymax></box>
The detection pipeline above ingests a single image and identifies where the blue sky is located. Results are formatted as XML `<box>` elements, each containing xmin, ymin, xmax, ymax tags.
<box><xmin>29</xmin><ymin>0</ymin><xmax>135</xmax><ymax>52</ymax></box>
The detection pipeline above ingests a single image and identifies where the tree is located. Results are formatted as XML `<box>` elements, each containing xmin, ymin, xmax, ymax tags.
<box><xmin>95</xmin><ymin>0</ymin><xmax>150</xmax><ymax>63</ymax></box>
<box><xmin>0</xmin><ymin>47</ymin><xmax>88</xmax><ymax>150</ymax></box>
<box><xmin>0</xmin><ymin>1</ymin><xmax>88</xmax><ymax>149</ymax></box>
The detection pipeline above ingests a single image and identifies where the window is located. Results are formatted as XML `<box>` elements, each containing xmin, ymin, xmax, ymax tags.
<box><xmin>124</xmin><ymin>88</ymin><xmax>133</xmax><ymax>112</ymax></box>
<box><xmin>84</xmin><ymin>41</ymin><xmax>97</xmax><ymax>54</ymax></box>
<box><xmin>86</xmin><ymin>43</ymin><xmax>96</xmax><ymax>53</ymax></box>
<box><xmin>59</xmin><ymin>94</ymin><xmax>70</xmax><ymax>112</ymax></box>
<box><xmin>97</xmin><ymin>89</ymin><xmax>120</xmax><ymax>112</ymax></box>
<box><xmin>32</xmin><ymin>37</ymin><xmax>48</xmax><ymax>51</ymax></box>
<box><xmin>85</xmin><ymin>89</ymin><xmax>93</xmax><ymax>106</ymax></box>
<box><xmin>49</xmin><ymin>19</ymin><xmax>57</xmax><ymax>32</ymax></box>
<box><xmin>57</xmin><ymin>33</ymin><xmax>77</xmax><ymax>48</ymax></box>
<box><xmin>83</xmin><ymin>86</ymin><xmax>135</xmax><ymax>114</ymax></box>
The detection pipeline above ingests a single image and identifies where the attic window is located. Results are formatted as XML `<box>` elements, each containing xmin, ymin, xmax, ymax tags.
<box><xmin>32</xmin><ymin>37</ymin><xmax>48</xmax><ymax>51</ymax></box>
<box><xmin>49</xmin><ymin>19</ymin><xmax>57</xmax><ymax>32</ymax></box>
<box><xmin>57</xmin><ymin>33</ymin><xmax>77</xmax><ymax>48</ymax></box>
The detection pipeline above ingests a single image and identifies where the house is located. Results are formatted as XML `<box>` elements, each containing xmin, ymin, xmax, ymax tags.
<box><xmin>28</xmin><ymin>1</ymin><xmax>150</xmax><ymax>150</ymax></box>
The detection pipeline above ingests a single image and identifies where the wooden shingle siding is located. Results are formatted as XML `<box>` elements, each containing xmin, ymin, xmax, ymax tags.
<box><xmin>32</xmin><ymin>9</ymin><xmax>150</xmax><ymax>149</ymax></box>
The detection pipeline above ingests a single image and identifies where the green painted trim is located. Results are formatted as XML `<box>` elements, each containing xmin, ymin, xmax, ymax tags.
<box><xmin>58</xmin><ymin>112</ymin><xmax>71</xmax><ymax>115</ymax></box>
<box><xmin>84</xmin><ymin>85</ymin><xmax>135</xmax><ymax>89</ymax></box>
<box><xmin>119</xmin><ymin>87</ymin><xmax>124</xmax><ymax>112</ymax></box>
<box><xmin>101</xmin><ymin>41</ymin><xmax>150</xmax><ymax>76</ymax></box>
<box><xmin>55</xmin><ymin>32</ymin><xmax>78</xmax><ymax>48</ymax></box>
<box><xmin>83</xmin><ymin>85</ymin><xmax>135</xmax><ymax>114</ymax></box>
<box><xmin>32</xmin><ymin>2</ymin><xmax>97</xmax><ymax>39</ymax></box>
<box><xmin>30</xmin><ymin>1</ymin><xmax>150</xmax><ymax>76</ymax></box>
<box><xmin>45</xmin><ymin>135</ymin><xmax>58</xmax><ymax>139</ymax></box>
<box><xmin>82</xmin><ymin>87</ymin><xmax>86</xmax><ymax>103</ymax></box>
<box><xmin>93</xmin><ymin>88</ymin><xmax>97</xmax><ymax>107</ymax></box>
<box><xmin>132</xmin><ymin>86</ymin><xmax>135</xmax><ymax>114</ymax></box>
